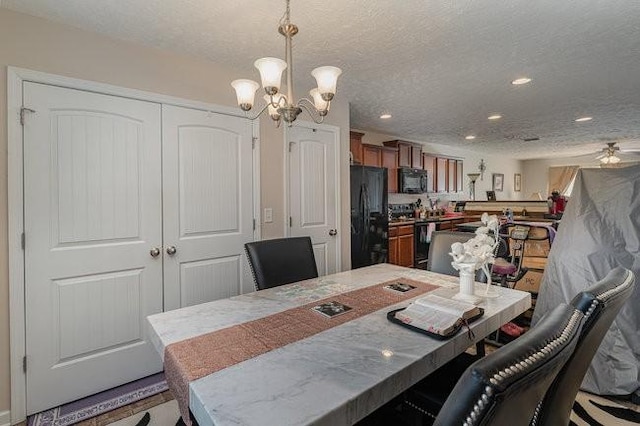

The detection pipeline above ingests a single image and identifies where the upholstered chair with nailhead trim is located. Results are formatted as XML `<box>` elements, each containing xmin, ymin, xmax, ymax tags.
<box><xmin>413</xmin><ymin>303</ymin><xmax>584</xmax><ymax>426</ymax></box>
<box><xmin>532</xmin><ymin>267</ymin><xmax>635</xmax><ymax>426</ymax></box>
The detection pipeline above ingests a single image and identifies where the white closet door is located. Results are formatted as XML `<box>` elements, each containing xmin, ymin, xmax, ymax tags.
<box><xmin>162</xmin><ymin>105</ymin><xmax>255</xmax><ymax>310</ymax></box>
<box><xmin>288</xmin><ymin>125</ymin><xmax>339</xmax><ymax>276</ymax></box>
<box><xmin>23</xmin><ymin>83</ymin><xmax>163</xmax><ymax>414</ymax></box>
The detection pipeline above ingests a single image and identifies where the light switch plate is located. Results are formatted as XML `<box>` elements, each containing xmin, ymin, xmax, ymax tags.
<box><xmin>264</xmin><ymin>208</ymin><xmax>273</xmax><ymax>223</ymax></box>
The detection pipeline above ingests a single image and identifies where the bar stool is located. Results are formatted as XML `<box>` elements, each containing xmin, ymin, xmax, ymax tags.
<box><xmin>490</xmin><ymin>225</ymin><xmax>530</xmax><ymax>288</ymax></box>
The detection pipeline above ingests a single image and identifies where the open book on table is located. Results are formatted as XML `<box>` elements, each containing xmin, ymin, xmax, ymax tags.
<box><xmin>387</xmin><ymin>294</ymin><xmax>484</xmax><ymax>339</ymax></box>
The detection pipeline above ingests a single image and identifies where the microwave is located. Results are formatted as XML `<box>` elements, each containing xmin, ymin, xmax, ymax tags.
<box><xmin>398</xmin><ymin>168</ymin><xmax>428</xmax><ymax>193</ymax></box>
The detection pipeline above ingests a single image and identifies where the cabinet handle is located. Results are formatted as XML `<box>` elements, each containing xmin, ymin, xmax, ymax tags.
<box><xmin>150</xmin><ymin>247</ymin><xmax>161</xmax><ymax>258</ymax></box>
<box><xmin>329</xmin><ymin>229</ymin><xmax>338</xmax><ymax>236</ymax></box>
<box><xmin>166</xmin><ymin>246</ymin><xmax>177</xmax><ymax>256</ymax></box>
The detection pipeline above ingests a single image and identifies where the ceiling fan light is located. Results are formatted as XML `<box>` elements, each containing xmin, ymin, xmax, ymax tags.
<box><xmin>311</xmin><ymin>66</ymin><xmax>342</xmax><ymax>100</ymax></box>
<box><xmin>600</xmin><ymin>154</ymin><xmax>621</xmax><ymax>164</ymax></box>
<box><xmin>231</xmin><ymin>79</ymin><xmax>260</xmax><ymax>111</ymax></box>
<box><xmin>309</xmin><ymin>88</ymin><xmax>330</xmax><ymax>113</ymax></box>
<box><xmin>254</xmin><ymin>57</ymin><xmax>287</xmax><ymax>94</ymax></box>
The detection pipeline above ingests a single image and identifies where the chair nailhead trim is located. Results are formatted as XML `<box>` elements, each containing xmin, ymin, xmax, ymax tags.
<box><xmin>595</xmin><ymin>270</ymin><xmax>634</xmax><ymax>303</ymax></box>
<box><xmin>462</xmin><ymin>309</ymin><xmax>583</xmax><ymax>426</ymax></box>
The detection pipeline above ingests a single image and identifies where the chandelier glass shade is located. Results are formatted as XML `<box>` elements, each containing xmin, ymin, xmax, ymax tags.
<box><xmin>231</xmin><ymin>0</ymin><xmax>342</xmax><ymax>126</ymax></box>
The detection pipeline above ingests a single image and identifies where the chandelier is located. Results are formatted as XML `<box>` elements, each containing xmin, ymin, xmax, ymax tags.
<box><xmin>231</xmin><ymin>0</ymin><xmax>342</xmax><ymax>126</ymax></box>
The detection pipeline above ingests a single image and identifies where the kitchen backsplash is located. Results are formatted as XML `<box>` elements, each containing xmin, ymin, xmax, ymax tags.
<box><xmin>389</xmin><ymin>192</ymin><xmax>467</xmax><ymax>209</ymax></box>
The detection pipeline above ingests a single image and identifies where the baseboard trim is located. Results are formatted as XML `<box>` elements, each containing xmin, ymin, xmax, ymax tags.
<box><xmin>0</xmin><ymin>410</ymin><xmax>10</xmax><ymax>426</ymax></box>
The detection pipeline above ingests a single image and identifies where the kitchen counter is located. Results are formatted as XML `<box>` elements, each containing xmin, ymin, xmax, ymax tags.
<box><xmin>388</xmin><ymin>215</ymin><xmax>466</xmax><ymax>226</ymax></box>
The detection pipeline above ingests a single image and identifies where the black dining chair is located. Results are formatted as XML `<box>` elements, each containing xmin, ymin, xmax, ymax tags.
<box><xmin>405</xmin><ymin>303</ymin><xmax>584</xmax><ymax>426</ymax></box>
<box><xmin>531</xmin><ymin>267</ymin><xmax>635</xmax><ymax>426</ymax></box>
<box><xmin>427</xmin><ymin>231</ymin><xmax>490</xmax><ymax>357</ymax></box>
<box><xmin>427</xmin><ymin>231</ymin><xmax>488</xmax><ymax>282</ymax></box>
<box><xmin>244</xmin><ymin>236</ymin><xmax>319</xmax><ymax>290</ymax></box>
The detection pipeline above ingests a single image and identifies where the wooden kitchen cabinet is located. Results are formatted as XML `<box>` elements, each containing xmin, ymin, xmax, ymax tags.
<box><xmin>362</xmin><ymin>144</ymin><xmax>382</xmax><ymax>167</ymax></box>
<box><xmin>436</xmin><ymin>157</ymin><xmax>448</xmax><ymax>192</ymax></box>
<box><xmin>383</xmin><ymin>140</ymin><xmax>422</xmax><ymax>169</ymax></box>
<box><xmin>422</xmin><ymin>154</ymin><xmax>436</xmax><ymax>193</ymax></box>
<box><xmin>388</xmin><ymin>224</ymin><xmax>414</xmax><ymax>267</ymax></box>
<box><xmin>388</xmin><ymin>225</ymin><xmax>398</xmax><ymax>265</ymax></box>
<box><xmin>350</xmin><ymin>131</ymin><xmax>364</xmax><ymax>165</ymax></box>
<box><xmin>381</xmin><ymin>147</ymin><xmax>399</xmax><ymax>193</ymax></box>
<box><xmin>411</xmin><ymin>145</ymin><xmax>422</xmax><ymax>169</ymax></box>
<box><xmin>447</xmin><ymin>159</ymin><xmax>457</xmax><ymax>192</ymax></box>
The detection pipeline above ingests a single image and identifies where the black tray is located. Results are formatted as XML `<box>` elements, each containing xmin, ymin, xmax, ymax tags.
<box><xmin>387</xmin><ymin>307</ymin><xmax>484</xmax><ymax>340</ymax></box>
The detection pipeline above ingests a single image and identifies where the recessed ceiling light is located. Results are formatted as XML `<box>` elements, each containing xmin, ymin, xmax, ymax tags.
<box><xmin>575</xmin><ymin>116</ymin><xmax>593</xmax><ymax>122</ymax></box>
<box><xmin>465</xmin><ymin>135</ymin><xmax>476</xmax><ymax>140</ymax></box>
<box><xmin>488</xmin><ymin>114</ymin><xmax>502</xmax><ymax>120</ymax></box>
<box><xmin>511</xmin><ymin>77</ymin><xmax>532</xmax><ymax>85</ymax></box>
<box><xmin>380</xmin><ymin>114</ymin><xmax>392</xmax><ymax>119</ymax></box>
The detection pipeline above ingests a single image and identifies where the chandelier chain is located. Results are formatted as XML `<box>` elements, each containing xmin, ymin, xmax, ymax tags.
<box><xmin>280</xmin><ymin>0</ymin><xmax>291</xmax><ymax>26</ymax></box>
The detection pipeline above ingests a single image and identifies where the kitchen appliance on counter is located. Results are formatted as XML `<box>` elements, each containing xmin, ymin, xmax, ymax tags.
<box><xmin>351</xmin><ymin>165</ymin><xmax>388</xmax><ymax>269</ymax></box>
<box><xmin>398</xmin><ymin>168</ymin><xmax>428</xmax><ymax>194</ymax></box>
<box><xmin>389</xmin><ymin>203</ymin><xmax>416</xmax><ymax>220</ymax></box>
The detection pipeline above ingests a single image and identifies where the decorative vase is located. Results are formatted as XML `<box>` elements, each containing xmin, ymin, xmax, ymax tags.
<box><xmin>452</xmin><ymin>262</ymin><xmax>482</xmax><ymax>304</ymax></box>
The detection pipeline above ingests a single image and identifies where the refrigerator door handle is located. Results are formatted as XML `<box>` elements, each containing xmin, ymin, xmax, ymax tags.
<box><xmin>363</xmin><ymin>183</ymin><xmax>370</xmax><ymax>251</ymax></box>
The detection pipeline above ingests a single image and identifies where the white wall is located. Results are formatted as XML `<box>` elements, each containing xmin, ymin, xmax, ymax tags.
<box><xmin>520</xmin><ymin>153</ymin><xmax>640</xmax><ymax>197</ymax></box>
<box><xmin>354</xmin><ymin>129</ymin><xmax>524</xmax><ymax>206</ymax></box>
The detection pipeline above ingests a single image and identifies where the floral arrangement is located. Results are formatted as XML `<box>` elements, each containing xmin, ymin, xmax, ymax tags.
<box><xmin>450</xmin><ymin>213</ymin><xmax>500</xmax><ymax>271</ymax></box>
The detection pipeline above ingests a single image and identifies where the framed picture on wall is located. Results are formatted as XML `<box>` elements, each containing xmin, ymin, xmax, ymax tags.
<box><xmin>514</xmin><ymin>173</ymin><xmax>522</xmax><ymax>192</ymax></box>
<box><xmin>486</xmin><ymin>190</ymin><xmax>496</xmax><ymax>201</ymax></box>
<box><xmin>492</xmin><ymin>173</ymin><xmax>504</xmax><ymax>192</ymax></box>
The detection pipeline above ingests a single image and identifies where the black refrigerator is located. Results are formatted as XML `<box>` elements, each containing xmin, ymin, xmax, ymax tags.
<box><xmin>351</xmin><ymin>165</ymin><xmax>388</xmax><ymax>269</ymax></box>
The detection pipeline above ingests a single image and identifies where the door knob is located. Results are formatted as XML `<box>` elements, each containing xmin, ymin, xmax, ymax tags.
<box><xmin>166</xmin><ymin>246</ymin><xmax>177</xmax><ymax>256</ymax></box>
<box><xmin>150</xmin><ymin>247</ymin><xmax>161</xmax><ymax>258</ymax></box>
<box><xmin>329</xmin><ymin>229</ymin><xmax>338</xmax><ymax>236</ymax></box>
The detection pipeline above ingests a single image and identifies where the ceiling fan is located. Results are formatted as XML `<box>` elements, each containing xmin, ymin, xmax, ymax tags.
<box><xmin>595</xmin><ymin>142</ymin><xmax>640</xmax><ymax>164</ymax></box>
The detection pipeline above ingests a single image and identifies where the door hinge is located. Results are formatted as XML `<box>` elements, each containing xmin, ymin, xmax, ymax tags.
<box><xmin>289</xmin><ymin>216</ymin><xmax>293</xmax><ymax>227</ymax></box>
<box><xmin>252</xmin><ymin>137</ymin><xmax>257</xmax><ymax>149</ymax></box>
<box><xmin>20</xmin><ymin>107</ymin><xmax>36</xmax><ymax>126</ymax></box>
<box><xmin>23</xmin><ymin>356</ymin><xmax>27</xmax><ymax>373</ymax></box>
<box><xmin>21</xmin><ymin>232</ymin><xmax>25</xmax><ymax>250</ymax></box>
<box><xmin>288</xmin><ymin>141</ymin><xmax>294</xmax><ymax>152</ymax></box>
<box><xmin>253</xmin><ymin>219</ymin><xmax>256</xmax><ymax>231</ymax></box>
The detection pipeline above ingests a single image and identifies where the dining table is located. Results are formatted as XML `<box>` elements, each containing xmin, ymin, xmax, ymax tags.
<box><xmin>147</xmin><ymin>263</ymin><xmax>531</xmax><ymax>426</ymax></box>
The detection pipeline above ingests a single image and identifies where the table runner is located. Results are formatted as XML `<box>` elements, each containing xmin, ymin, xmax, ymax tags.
<box><xmin>164</xmin><ymin>277</ymin><xmax>438</xmax><ymax>425</ymax></box>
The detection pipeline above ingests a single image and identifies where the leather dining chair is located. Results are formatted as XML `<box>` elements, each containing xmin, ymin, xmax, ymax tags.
<box><xmin>405</xmin><ymin>303</ymin><xmax>584</xmax><ymax>426</ymax></box>
<box><xmin>244</xmin><ymin>236</ymin><xmax>319</xmax><ymax>290</ymax></box>
<box><xmin>531</xmin><ymin>267</ymin><xmax>635</xmax><ymax>426</ymax></box>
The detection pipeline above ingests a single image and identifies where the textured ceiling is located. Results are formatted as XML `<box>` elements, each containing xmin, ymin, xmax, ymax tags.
<box><xmin>4</xmin><ymin>0</ymin><xmax>640</xmax><ymax>159</ymax></box>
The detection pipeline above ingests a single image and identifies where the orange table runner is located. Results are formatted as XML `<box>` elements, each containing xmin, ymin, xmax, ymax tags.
<box><xmin>164</xmin><ymin>278</ymin><xmax>438</xmax><ymax>425</ymax></box>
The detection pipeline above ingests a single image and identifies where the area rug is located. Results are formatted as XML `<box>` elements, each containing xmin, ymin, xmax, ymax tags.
<box><xmin>27</xmin><ymin>373</ymin><xmax>168</xmax><ymax>426</ymax></box>
<box><xmin>571</xmin><ymin>391</ymin><xmax>640</xmax><ymax>426</ymax></box>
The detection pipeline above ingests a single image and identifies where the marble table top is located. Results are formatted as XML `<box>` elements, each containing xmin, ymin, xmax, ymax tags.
<box><xmin>147</xmin><ymin>264</ymin><xmax>531</xmax><ymax>426</ymax></box>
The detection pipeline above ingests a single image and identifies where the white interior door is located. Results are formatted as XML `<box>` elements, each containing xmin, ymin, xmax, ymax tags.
<box><xmin>23</xmin><ymin>82</ymin><xmax>163</xmax><ymax>414</ymax></box>
<box><xmin>162</xmin><ymin>105</ymin><xmax>255</xmax><ymax>310</ymax></box>
<box><xmin>288</xmin><ymin>124</ymin><xmax>340</xmax><ymax>275</ymax></box>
